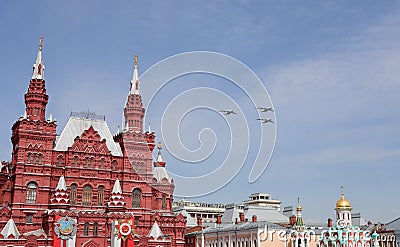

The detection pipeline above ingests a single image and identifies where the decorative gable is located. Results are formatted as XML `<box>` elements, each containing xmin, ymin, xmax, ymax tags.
<box><xmin>69</xmin><ymin>125</ymin><xmax>111</xmax><ymax>154</ymax></box>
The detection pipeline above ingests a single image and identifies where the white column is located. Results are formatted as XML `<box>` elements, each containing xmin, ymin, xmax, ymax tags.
<box><xmin>111</xmin><ymin>220</ymin><xmax>121</xmax><ymax>247</ymax></box>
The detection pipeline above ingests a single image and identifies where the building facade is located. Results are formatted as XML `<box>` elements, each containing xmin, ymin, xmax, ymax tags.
<box><xmin>0</xmin><ymin>37</ymin><xmax>186</xmax><ymax>247</ymax></box>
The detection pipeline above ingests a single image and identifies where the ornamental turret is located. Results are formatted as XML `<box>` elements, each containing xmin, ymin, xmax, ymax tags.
<box><xmin>50</xmin><ymin>176</ymin><xmax>70</xmax><ymax>210</ymax></box>
<box><xmin>335</xmin><ymin>186</ymin><xmax>352</xmax><ymax>226</ymax></box>
<box><xmin>153</xmin><ymin>142</ymin><xmax>173</xmax><ymax>184</ymax></box>
<box><xmin>123</xmin><ymin>54</ymin><xmax>145</xmax><ymax>132</ymax></box>
<box><xmin>294</xmin><ymin>197</ymin><xmax>305</xmax><ymax>232</ymax></box>
<box><xmin>107</xmin><ymin>178</ymin><xmax>126</xmax><ymax>210</ymax></box>
<box><xmin>25</xmin><ymin>36</ymin><xmax>49</xmax><ymax>121</ymax></box>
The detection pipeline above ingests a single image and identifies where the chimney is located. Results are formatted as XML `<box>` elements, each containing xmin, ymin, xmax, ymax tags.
<box><xmin>252</xmin><ymin>215</ymin><xmax>257</xmax><ymax>223</ymax></box>
<box><xmin>239</xmin><ymin>213</ymin><xmax>244</xmax><ymax>222</ymax></box>
<box><xmin>197</xmin><ymin>217</ymin><xmax>202</xmax><ymax>226</ymax></box>
<box><xmin>290</xmin><ymin>215</ymin><xmax>296</xmax><ymax>226</ymax></box>
<box><xmin>216</xmin><ymin>214</ymin><xmax>222</xmax><ymax>225</ymax></box>
<box><xmin>328</xmin><ymin>218</ymin><xmax>333</xmax><ymax>227</ymax></box>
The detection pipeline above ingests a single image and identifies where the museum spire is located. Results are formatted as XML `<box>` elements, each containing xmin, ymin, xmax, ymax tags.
<box><xmin>130</xmin><ymin>54</ymin><xmax>140</xmax><ymax>95</ymax></box>
<box><xmin>32</xmin><ymin>36</ymin><xmax>44</xmax><ymax>80</ymax></box>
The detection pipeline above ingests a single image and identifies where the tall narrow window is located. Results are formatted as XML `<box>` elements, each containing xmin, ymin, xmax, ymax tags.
<box><xmin>32</xmin><ymin>153</ymin><xmax>37</xmax><ymax>164</ymax></box>
<box><xmin>93</xmin><ymin>222</ymin><xmax>98</xmax><ymax>236</ymax></box>
<box><xmin>27</xmin><ymin>153</ymin><xmax>31</xmax><ymax>163</ymax></box>
<box><xmin>131</xmin><ymin>162</ymin><xmax>135</xmax><ymax>172</ymax></box>
<box><xmin>132</xmin><ymin>188</ymin><xmax>141</xmax><ymax>208</ymax></box>
<box><xmin>100</xmin><ymin>158</ymin><xmax>105</xmax><ymax>169</ymax></box>
<box><xmin>112</xmin><ymin>160</ymin><xmax>117</xmax><ymax>170</ymax></box>
<box><xmin>90</xmin><ymin>158</ymin><xmax>93</xmax><ymax>168</ymax></box>
<box><xmin>74</xmin><ymin>156</ymin><xmax>78</xmax><ymax>167</ymax></box>
<box><xmin>140</xmin><ymin>162</ymin><xmax>145</xmax><ymax>173</ymax></box>
<box><xmin>38</xmin><ymin>154</ymin><xmax>42</xmax><ymax>165</ymax></box>
<box><xmin>82</xmin><ymin>185</ymin><xmax>92</xmax><ymax>206</ymax></box>
<box><xmin>84</xmin><ymin>222</ymin><xmax>89</xmax><ymax>236</ymax></box>
<box><xmin>162</xmin><ymin>195</ymin><xmax>166</xmax><ymax>210</ymax></box>
<box><xmin>26</xmin><ymin>182</ymin><xmax>37</xmax><ymax>204</ymax></box>
<box><xmin>70</xmin><ymin>184</ymin><xmax>77</xmax><ymax>205</ymax></box>
<box><xmin>97</xmin><ymin>186</ymin><xmax>104</xmax><ymax>206</ymax></box>
<box><xmin>85</xmin><ymin>157</ymin><xmax>89</xmax><ymax>168</ymax></box>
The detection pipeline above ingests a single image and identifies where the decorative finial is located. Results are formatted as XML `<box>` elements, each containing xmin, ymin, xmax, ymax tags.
<box><xmin>158</xmin><ymin>142</ymin><xmax>162</xmax><ymax>150</ymax></box>
<box><xmin>341</xmin><ymin>186</ymin><xmax>344</xmax><ymax>197</ymax></box>
<box><xmin>39</xmin><ymin>36</ymin><xmax>43</xmax><ymax>51</ymax></box>
<box><xmin>134</xmin><ymin>54</ymin><xmax>138</xmax><ymax>65</ymax></box>
<box><xmin>296</xmin><ymin>197</ymin><xmax>302</xmax><ymax>212</ymax></box>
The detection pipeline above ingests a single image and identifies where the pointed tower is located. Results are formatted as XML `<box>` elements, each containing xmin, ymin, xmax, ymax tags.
<box><xmin>25</xmin><ymin>36</ymin><xmax>49</xmax><ymax>121</ymax></box>
<box><xmin>114</xmin><ymin>54</ymin><xmax>154</xmax><ymax>177</ymax></box>
<box><xmin>335</xmin><ymin>186</ymin><xmax>352</xmax><ymax>226</ymax></box>
<box><xmin>107</xmin><ymin>179</ymin><xmax>126</xmax><ymax>211</ymax></box>
<box><xmin>50</xmin><ymin>176</ymin><xmax>70</xmax><ymax>210</ymax></box>
<box><xmin>0</xmin><ymin>218</ymin><xmax>20</xmax><ymax>239</ymax></box>
<box><xmin>124</xmin><ymin>54</ymin><xmax>145</xmax><ymax>132</ymax></box>
<box><xmin>294</xmin><ymin>197</ymin><xmax>305</xmax><ymax>232</ymax></box>
<box><xmin>9</xmin><ymin>37</ymin><xmax>57</xmax><ymax>229</ymax></box>
<box><xmin>145</xmin><ymin>123</ymin><xmax>156</xmax><ymax>152</ymax></box>
<box><xmin>152</xmin><ymin>142</ymin><xmax>174</xmax><ymax>211</ymax></box>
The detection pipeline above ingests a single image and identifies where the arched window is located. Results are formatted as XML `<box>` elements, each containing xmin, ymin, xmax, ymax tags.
<box><xmin>112</xmin><ymin>160</ymin><xmax>117</xmax><ymax>170</ymax></box>
<box><xmin>82</xmin><ymin>185</ymin><xmax>92</xmax><ymax>206</ymax></box>
<box><xmin>58</xmin><ymin>156</ymin><xmax>63</xmax><ymax>166</ymax></box>
<box><xmin>26</xmin><ymin>182</ymin><xmax>37</xmax><ymax>204</ymax></box>
<box><xmin>132</xmin><ymin>188</ymin><xmax>141</xmax><ymax>208</ymax></box>
<box><xmin>162</xmin><ymin>195</ymin><xmax>166</xmax><ymax>210</ymax></box>
<box><xmin>90</xmin><ymin>158</ymin><xmax>93</xmax><ymax>168</ymax></box>
<box><xmin>85</xmin><ymin>157</ymin><xmax>89</xmax><ymax>168</ymax></box>
<box><xmin>97</xmin><ymin>186</ymin><xmax>104</xmax><ymax>206</ymax></box>
<box><xmin>32</xmin><ymin>153</ymin><xmax>37</xmax><ymax>164</ymax></box>
<box><xmin>93</xmin><ymin>222</ymin><xmax>98</xmax><ymax>236</ymax></box>
<box><xmin>84</xmin><ymin>222</ymin><xmax>89</xmax><ymax>236</ymax></box>
<box><xmin>70</xmin><ymin>184</ymin><xmax>77</xmax><ymax>205</ymax></box>
<box><xmin>254</xmin><ymin>239</ymin><xmax>257</xmax><ymax>247</ymax></box>
<box><xmin>100</xmin><ymin>158</ymin><xmax>105</xmax><ymax>169</ymax></box>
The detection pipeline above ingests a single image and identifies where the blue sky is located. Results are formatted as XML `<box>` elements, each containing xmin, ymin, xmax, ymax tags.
<box><xmin>1</xmin><ymin>1</ymin><xmax>399</xmax><ymax>223</ymax></box>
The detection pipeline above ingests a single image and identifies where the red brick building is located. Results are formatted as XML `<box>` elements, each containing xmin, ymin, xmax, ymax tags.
<box><xmin>0</xmin><ymin>37</ymin><xmax>186</xmax><ymax>247</ymax></box>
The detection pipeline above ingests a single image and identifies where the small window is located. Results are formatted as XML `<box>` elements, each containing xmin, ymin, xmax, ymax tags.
<box><xmin>26</xmin><ymin>215</ymin><xmax>33</xmax><ymax>223</ymax></box>
<box><xmin>162</xmin><ymin>195</ymin><xmax>166</xmax><ymax>210</ymax></box>
<box><xmin>84</xmin><ymin>222</ymin><xmax>89</xmax><ymax>236</ymax></box>
<box><xmin>27</xmin><ymin>153</ymin><xmax>31</xmax><ymax>163</ymax></box>
<box><xmin>58</xmin><ymin>156</ymin><xmax>63</xmax><ymax>166</ymax></box>
<box><xmin>90</xmin><ymin>158</ymin><xmax>93</xmax><ymax>168</ymax></box>
<box><xmin>32</xmin><ymin>153</ymin><xmax>37</xmax><ymax>164</ymax></box>
<box><xmin>112</xmin><ymin>160</ymin><xmax>117</xmax><ymax>170</ymax></box>
<box><xmin>93</xmin><ymin>222</ymin><xmax>98</xmax><ymax>236</ymax></box>
<box><xmin>100</xmin><ymin>158</ymin><xmax>105</xmax><ymax>169</ymax></box>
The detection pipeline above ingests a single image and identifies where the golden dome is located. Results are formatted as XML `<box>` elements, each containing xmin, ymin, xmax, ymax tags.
<box><xmin>335</xmin><ymin>187</ymin><xmax>352</xmax><ymax>210</ymax></box>
<box><xmin>296</xmin><ymin>197</ymin><xmax>302</xmax><ymax>212</ymax></box>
